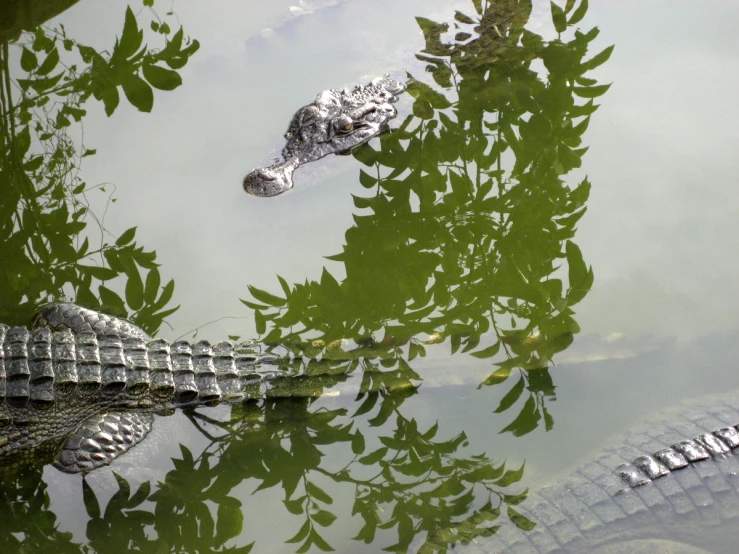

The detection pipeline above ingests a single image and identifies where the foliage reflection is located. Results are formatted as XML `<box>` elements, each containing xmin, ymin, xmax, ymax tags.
<box><xmin>0</xmin><ymin>1</ymin><xmax>613</xmax><ymax>553</ymax></box>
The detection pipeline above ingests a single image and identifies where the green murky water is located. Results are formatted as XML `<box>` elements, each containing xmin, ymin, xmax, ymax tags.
<box><xmin>2</xmin><ymin>0</ymin><xmax>739</xmax><ymax>552</ymax></box>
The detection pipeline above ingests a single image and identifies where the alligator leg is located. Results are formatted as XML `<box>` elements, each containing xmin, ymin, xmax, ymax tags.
<box><xmin>54</xmin><ymin>412</ymin><xmax>153</xmax><ymax>474</ymax></box>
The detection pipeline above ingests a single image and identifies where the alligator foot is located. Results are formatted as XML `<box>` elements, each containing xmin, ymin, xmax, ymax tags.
<box><xmin>54</xmin><ymin>412</ymin><xmax>154</xmax><ymax>474</ymax></box>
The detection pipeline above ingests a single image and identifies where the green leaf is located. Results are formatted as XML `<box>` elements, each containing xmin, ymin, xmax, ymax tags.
<box><xmin>359</xmin><ymin>169</ymin><xmax>377</xmax><ymax>187</ymax></box>
<box><xmin>118</xmin><ymin>6</ymin><xmax>143</xmax><ymax>60</ymax></box>
<box><xmin>415</xmin><ymin>17</ymin><xmax>453</xmax><ymax>57</ymax></box>
<box><xmin>480</xmin><ymin>366</ymin><xmax>512</xmax><ymax>387</ymax></box>
<box><xmin>121</xmin><ymin>72</ymin><xmax>154</xmax><ymax>112</ymax></box>
<box><xmin>286</xmin><ymin>520</ymin><xmax>311</xmax><ymax>544</ymax></box>
<box><xmin>247</xmin><ymin>285</ymin><xmax>286</xmax><ymax>307</ymax></box>
<box><xmin>99</xmin><ymin>286</ymin><xmax>127</xmax><ymax>315</ymax></box>
<box><xmin>116</xmin><ymin>227</ymin><xmax>137</xmax><ymax>246</ymax></box>
<box><xmin>550</xmin><ymin>2</ymin><xmax>567</xmax><ymax>33</ymax></box>
<box><xmin>581</xmin><ymin>45</ymin><xmax>614</xmax><ymax>71</ymax></box>
<box><xmin>124</xmin><ymin>263</ymin><xmax>145</xmax><ymax>311</ymax></box>
<box><xmin>99</xmin><ymin>86</ymin><xmax>120</xmax><ymax>117</ymax></box>
<box><xmin>153</xmin><ymin>279</ymin><xmax>175</xmax><ymax>309</ymax></box>
<box><xmin>277</xmin><ymin>275</ymin><xmax>291</xmax><ymax>298</ymax></box>
<box><xmin>568</xmin><ymin>0</ymin><xmax>589</xmax><ymax>25</ymax></box>
<box><xmin>305</xmin><ymin>481</ymin><xmax>333</xmax><ymax>505</ymax></box>
<box><xmin>20</xmin><ymin>47</ymin><xmax>38</xmax><ymax>71</ymax></box>
<box><xmin>128</xmin><ymin>481</ymin><xmax>151</xmax><ymax>507</ymax></box>
<box><xmin>312</xmin><ymin>510</ymin><xmax>337</xmax><ymax>527</ymax></box>
<box><xmin>83</xmin><ymin>478</ymin><xmax>102</xmax><ymax>519</ymax></box>
<box><xmin>144</xmin><ymin>267</ymin><xmax>161</xmax><ymax>303</ymax></box>
<box><xmin>309</xmin><ymin>529</ymin><xmax>335</xmax><ymax>552</ymax></box>
<box><xmin>358</xmin><ymin>447</ymin><xmax>388</xmax><ymax>465</ymax></box>
<box><xmin>493</xmin><ymin>376</ymin><xmax>525</xmax><ymax>414</ymax></box>
<box><xmin>143</xmin><ymin>0</ymin><xmax>154</xmax><ymax>6</ymax></box>
<box><xmin>566</xmin><ymin>240</ymin><xmax>593</xmax><ymax>304</ymax></box>
<box><xmin>18</xmin><ymin>72</ymin><xmax>63</xmax><ymax>94</ymax></box>
<box><xmin>254</xmin><ymin>310</ymin><xmax>266</xmax><ymax>335</ymax></box>
<box><xmin>507</xmin><ymin>506</ymin><xmax>536</xmax><ymax>531</ymax></box>
<box><xmin>216</xmin><ymin>499</ymin><xmax>244</xmax><ymax>542</ymax></box>
<box><xmin>573</xmin><ymin>83</ymin><xmax>611</xmax><ymax>99</ymax></box>
<box><xmin>24</xmin><ymin>155</ymin><xmax>44</xmax><ymax>172</ymax></box>
<box><xmin>142</xmin><ymin>64</ymin><xmax>182</xmax><ymax>91</ymax></box>
<box><xmin>500</xmin><ymin>396</ymin><xmax>541</xmax><ymax>437</ymax></box>
<box><xmin>36</xmin><ymin>48</ymin><xmax>60</xmax><ymax>76</ymax></box>
<box><xmin>78</xmin><ymin>265</ymin><xmax>119</xmax><ymax>281</ymax></box>
<box><xmin>496</xmin><ymin>462</ymin><xmax>526</xmax><ymax>487</ymax></box>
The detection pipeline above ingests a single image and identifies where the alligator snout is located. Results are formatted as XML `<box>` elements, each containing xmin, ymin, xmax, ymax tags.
<box><xmin>243</xmin><ymin>159</ymin><xmax>298</xmax><ymax>197</ymax></box>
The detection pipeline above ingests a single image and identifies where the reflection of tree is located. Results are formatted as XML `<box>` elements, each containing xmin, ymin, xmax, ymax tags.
<box><xmin>0</xmin><ymin>469</ymin><xmax>84</xmax><ymax>553</ymax></box>
<box><xmin>30</xmin><ymin>390</ymin><xmax>527</xmax><ymax>554</ymax></box>
<box><xmin>245</xmin><ymin>0</ymin><xmax>610</xmax><ymax>438</ymax></box>
<box><xmin>0</xmin><ymin>2</ymin><xmax>615</xmax><ymax>554</ymax></box>
<box><xmin>0</xmin><ymin>1</ymin><xmax>196</xmax><ymax>332</ymax></box>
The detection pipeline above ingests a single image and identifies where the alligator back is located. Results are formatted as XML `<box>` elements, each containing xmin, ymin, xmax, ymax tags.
<box><xmin>0</xmin><ymin>324</ymin><xmax>285</xmax><ymax>473</ymax></box>
<box><xmin>463</xmin><ymin>390</ymin><xmax>739</xmax><ymax>553</ymax></box>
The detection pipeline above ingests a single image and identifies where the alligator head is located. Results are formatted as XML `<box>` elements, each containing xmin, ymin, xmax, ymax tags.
<box><xmin>243</xmin><ymin>76</ymin><xmax>406</xmax><ymax>197</ymax></box>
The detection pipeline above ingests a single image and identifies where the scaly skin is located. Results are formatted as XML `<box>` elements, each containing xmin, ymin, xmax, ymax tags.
<box><xmin>453</xmin><ymin>390</ymin><xmax>739</xmax><ymax>553</ymax></box>
<box><xmin>243</xmin><ymin>76</ymin><xmax>406</xmax><ymax>197</ymax></box>
<box><xmin>0</xmin><ymin>303</ymin><xmax>299</xmax><ymax>473</ymax></box>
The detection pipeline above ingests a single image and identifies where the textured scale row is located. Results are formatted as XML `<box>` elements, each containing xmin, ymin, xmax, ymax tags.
<box><xmin>617</xmin><ymin>425</ymin><xmax>739</xmax><ymax>487</ymax></box>
<box><xmin>0</xmin><ymin>324</ymin><xmax>283</xmax><ymax>408</ymax></box>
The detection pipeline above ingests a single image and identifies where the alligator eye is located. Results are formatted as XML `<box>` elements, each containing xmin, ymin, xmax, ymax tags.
<box><xmin>341</xmin><ymin>122</ymin><xmax>353</xmax><ymax>131</ymax></box>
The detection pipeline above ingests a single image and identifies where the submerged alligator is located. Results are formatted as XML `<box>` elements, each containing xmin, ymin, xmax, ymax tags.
<box><xmin>243</xmin><ymin>75</ymin><xmax>406</xmax><ymax>197</ymax></box>
<box><xmin>3</xmin><ymin>305</ymin><xmax>739</xmax><ymax>551</ymax></box>
<box><xmin>456</xmin><ymin>391</ymin><xmax>739</xmax><ymax>553</ymax></box>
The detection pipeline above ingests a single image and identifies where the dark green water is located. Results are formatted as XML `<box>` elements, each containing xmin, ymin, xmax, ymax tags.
<box><xmin>1</xmin><ymin>0</ymin><xmax>739</xmax><ymax>552</ymax></box>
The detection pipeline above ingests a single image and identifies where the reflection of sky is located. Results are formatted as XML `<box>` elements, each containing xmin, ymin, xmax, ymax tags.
<box><xmin>35</xmin><ymin>3</ymin><xmax>739</xmax><ymax>550</ymax></box>
<box><xmin>54</xmin><ymin>0</ymin><xmax>739</xmax><ymax>347</ymax></box>
<box><xmin>578</xmin><ymin>0</ymin><xmax>739</xmax><ymax>340</ymax></box>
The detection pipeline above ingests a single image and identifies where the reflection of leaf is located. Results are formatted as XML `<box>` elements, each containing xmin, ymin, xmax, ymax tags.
<box><xmin>121</xmin><ymin>72</ymin><xmax>154</xmax><ymax>112</ymax></box>
<box><xmin>20</xmin><ymin>47</ymin><xmax>38</xmax><ymax>71</ymax></box>
<box><xmin>415</xmin><ymin>17</ymin><xmax>453</xmax><ymax>57</ymax></box>
<box><xmin>573</xmin><ymin>83</ymin><xmax>611</xmax><ymax>98</ymax></box>
<box><xmin>566</xmin><ymin>240</ymin><xmax>594</xmax><ymax>304</ymax></box>
<box><xmin>480</xmin><ymin>366</ymin><xmax>512</xmax><ymax>387</ymax></box>
<box><xmin>499</xmin><ymin>396</ymin><xmax>541</xmax><ymax>437</ymax></box>
<box><xmin>550</xmin><ymin>2</ymin><xmax>567</xmax><ymax>33</ymax></box>
<box><xmin>117</xmin><ymin>6</ymin><xmax>144</xmax><ymax>60</ymax></box>
<box><xmin>496</xmin><ymin>462</ymin><xmax>526</xmax><ymax>487</ymax></box>
<box><xmin>359</xmin><ymin>447</ymin><xmax>389</xmax><ymax>465</ymax></box>
<box><xmin>507</xmin><ymin>506</ymin><xmax>536</xmax><ymax>531</ymax></box>
<box><xmin>306</xmin><ymin>481</ymin><xmax>333</xmax><ymax>505</ymax></box>
<box><xmin>568</xmin><ymin>0</ymin><xmax>589</xmax><ymax>25</ymax></box>
<box><xmin>99</xmin><ymin>86</ymin><xmax>120</xmax><ymax>116</ymax></box>
<box><xmin>581</xmin><ymin>44</ymin><xmax>615</xmax><ymax>71</ymax></box>
<box><xmin>493</xmin><ymin>375</ymin><xmax>525</xmax><ymax>413</ymax></box>
<box><xmin>142</xmin><ymin>63</ymin><xmax>182</xmax><ymax>90</ymax></box>
<box><xmin>83</xmin><ymin>479</ymin><xmax>101</xmax><ymax>519</ymax></box>
<box><xmin>36</xmin><ymin>47</ymin><xmax>60</xmax><ymax>76</ymax></box>
<box><xmin>248</xmin><ymin>285</ymin><xmax>286</xmax><ymax>307</ymax></box>
<box><xmin>312</xmin><ymin>509</ymin><xmax>338</xmax><ymax>527</ymax></box>
<box><xmin>286</xmin><ymin>520</ymin><xmax>311</xmax><ymax>544</ymax></box>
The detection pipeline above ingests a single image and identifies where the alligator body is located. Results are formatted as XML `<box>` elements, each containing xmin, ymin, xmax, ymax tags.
<box><xmin>463</xmin><ymin>390</ymin><xmax>739</xmax><ymax>553</ymax></box>
<box><xmin>0</xmin><ymin>304</ymin><xmax>296</xmax><ymax>474</ymax></box>
<box><xmin>243</xmin><ymin>75</ymin><xmax>406</xmax><ymax>197</ymax></box>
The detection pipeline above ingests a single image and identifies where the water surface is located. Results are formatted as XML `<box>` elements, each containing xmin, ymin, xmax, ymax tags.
<box><xmin>2</xmin><ymin>0</ymin><xmax>739</xmax><ymax>552</ymax></box>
